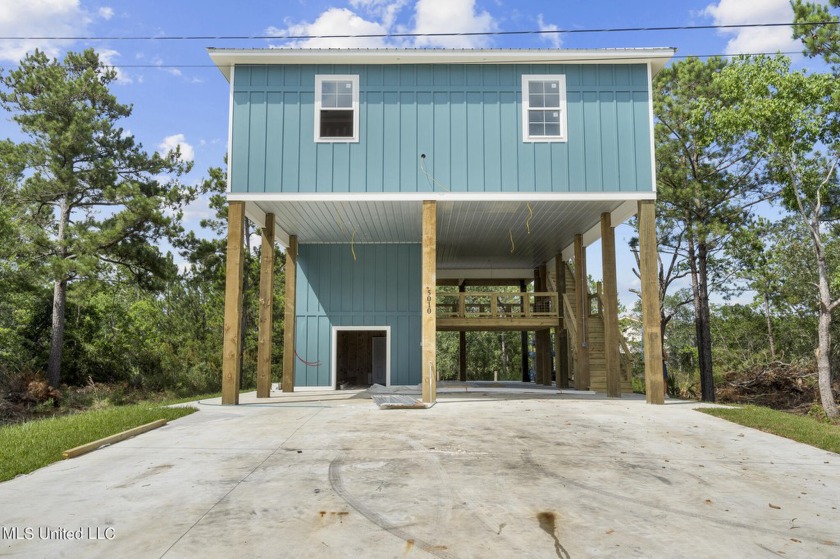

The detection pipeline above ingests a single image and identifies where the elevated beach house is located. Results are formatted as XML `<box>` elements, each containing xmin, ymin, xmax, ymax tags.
<box><xmin>208</xmin><ymin>48</ymin><xmax>674</xmax><ymax>405</ymax></box>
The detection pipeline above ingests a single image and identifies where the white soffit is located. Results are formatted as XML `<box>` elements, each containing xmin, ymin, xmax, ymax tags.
<box><xmin>242</xmin><ymin>198</ymin><xmax>631</xmax><ymax>270</ymax></box>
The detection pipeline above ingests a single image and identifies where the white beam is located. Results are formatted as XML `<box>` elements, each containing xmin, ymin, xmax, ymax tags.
<box><xmin>437</xmin><ymin>268</ymin><xmax>536</xmax><ymax>280</ymax></box>
<box><xmin>560</xmin><ymin>199</ymin><xmax>642</xmax><ymax>260</ymax></box>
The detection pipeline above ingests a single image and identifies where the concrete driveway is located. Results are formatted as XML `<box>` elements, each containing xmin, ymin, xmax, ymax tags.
<box><xmin>1</xmin><ymin>387</ymin><xmax>838</xmax><ymax>558</ymax></box>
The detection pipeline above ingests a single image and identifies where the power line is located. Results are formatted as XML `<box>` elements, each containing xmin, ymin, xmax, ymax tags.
<box><xmin>0</xmin><ymin>20</ymin><xmax>836</xmax><ymax>42</ymax></box>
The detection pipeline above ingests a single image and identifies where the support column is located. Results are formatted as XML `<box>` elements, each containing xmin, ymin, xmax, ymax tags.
<box><xmin>422</xmin><ymin>201</ymin><xmax>437</xmax><ymax>404</ymax></box>
<box><xmin>574</xmin><ymin>234</ymin><xmax>590</xmax><ymax>390</ymax></box>
<box><xmin>534</xmin><ymin>267</ymin><xmax>545</xmax><ymax>385</ymax></box>
<box><xmin>256</xmin><ymin>214</ymin><xmax>276</xmax><ymax>398</ymax></box>
<box><xmin>639</xmin><ymin>201</ymin><xmax>665</xmax><ymax>404</ymax></box>
<box><xmin>539</xmin><ymin>265</ymin><xmax>552</xmax><ymax>387</ymax></box>
<box><xmin>282</xmin><ymin>235</ymin><xmax>298</xmax><ymax>393</ymax></box>
<box><xmin>555</xmin><ymin>255</ymin><xmax>569</xmax><ymax>389</ymax></box>
<box><xmin>520</xmin><ymin>280</ymin><xmax>529</xmax><ymax>382</ymax></box>
<box><xmin>601</xmin><ymin>213</ymin><xmax>621</xmax><ymax>398</ymax></box>
<box><xmin>222</xmin><ymin>201</ymin><xmax>246</xmax><ymax>405</ymax></box>
<box><xmin>459</xmin><ymin>283</ymin><xmax>467</xmax><ymax>382</ymax></box>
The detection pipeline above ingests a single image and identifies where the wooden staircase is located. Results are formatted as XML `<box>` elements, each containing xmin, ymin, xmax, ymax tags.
<box><xmin>559</xmin><ymin>263</ymin><xmax>633</xmax><ymax>393</ymax></box>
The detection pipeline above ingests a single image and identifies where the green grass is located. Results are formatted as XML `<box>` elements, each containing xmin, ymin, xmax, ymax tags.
<box><xmin>699</xmin><ymin>405</ymin><xmax>840</xmax><ymax>454</ymax></box>
<box><xmin>0</xmin><ymin>403</ymin><xmax>197</xmax><ymax>482</ymax></box>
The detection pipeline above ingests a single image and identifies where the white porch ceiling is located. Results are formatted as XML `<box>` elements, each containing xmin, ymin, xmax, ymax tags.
<box><xmin>246</xmin><ymin>198</ymin><xmax>635</xmax><ymax>270</ymax></box>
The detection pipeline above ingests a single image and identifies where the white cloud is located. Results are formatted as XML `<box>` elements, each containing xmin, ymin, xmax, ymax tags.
<box><xmin>152</xmin><ymin>56</ymin><xmax>182</xmax><ymax>76</ymax></box>
<box><xmin>0</xmin><ymin>0</ymin><xmax>91</xmax><ymax>62</ymax></box>
<box><xmin>536</xmin><ymin>14</ymin><xmax>562</xmax><ymax>49</ymax></box>
<box><xmin>98</xmin><ymin>6</ymin><xmax>114</xmax><ymax>20</ymax></box>
<box><xmin>350</xmin><ymin>0</ymin><xmax>409</xmax><ymax>29</ymax></box>
<box><xmin>267</xmin><ymin>0</ymin><xmax>497</xmax><ymax>49</ymax></box>
<box><xmin>703</xmin><ymin>0</ymin><xmax>799</xmax><ymax>55</ymax></box>
<box><xmin>97</xmin><ymin>48</ymin><xmax>132</xmax><ymax>84</ymax></box>
<box><xmin>268</xmin><ymin>8</ymin><xmax>392</xmax><ymax>48</ymax></box>
<box><xmin>413</xmin><ymin>0</ymin><xmax>496</xmax><ymax>48</ymax></box>
<box><xmin>158</xmin><ymin>134</ymin><xmax>195</xmax><ymax>163</ymax></box>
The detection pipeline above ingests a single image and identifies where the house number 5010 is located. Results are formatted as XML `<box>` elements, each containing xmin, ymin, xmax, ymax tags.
<box><xmin>426</xmin><ymin>287</ymin><xmax>432</xmax><ymax>315</ymax></box>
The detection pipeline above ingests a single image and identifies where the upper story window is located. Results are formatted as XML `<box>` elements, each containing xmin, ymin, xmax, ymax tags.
<box><xmin>315</xmin><ymin>75</ymin><xmax>359</xmax><ymax>143</ymax></box>
<box><xmin>521</xmin><ymin>75</ymin><xmax>567</xmax><ymax>143</ymax></box>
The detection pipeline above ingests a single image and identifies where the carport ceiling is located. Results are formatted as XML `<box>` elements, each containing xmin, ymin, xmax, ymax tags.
<box><xmin>249</xmin><ymin>198</ymin><xmax>631</xmax><ymax>270</ymax></box>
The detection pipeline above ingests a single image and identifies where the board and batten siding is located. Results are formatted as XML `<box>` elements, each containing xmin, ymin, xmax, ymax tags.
<box><xmin>230</xmin><ymin>64</ymin><xmax>652</xmax><ymax>194</ymax></box>
<box><xmin>294</xmin><ymin>243</ymin><xmax>421</xmax><ymax>387</ymax></box>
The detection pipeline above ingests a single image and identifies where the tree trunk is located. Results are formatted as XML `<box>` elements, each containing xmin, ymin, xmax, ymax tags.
<box><xmin>763</xmin><ymin>293</ymin><xmax>776</xmax><ymax>360</ymax></box>
<box><xmin>687</xmin><ymin>236</ymin><xmax>715</xmax><ymax>402</ymax></box>
<box><xmin>816</xmin><ymin>253</ymin><xmax>839</xmax><ymax>418</ymax></box>
<box><xmin>696</xmin><ymin>241</ymin><xmax>715</xmax><ymax>402</ymax></box>
<box><xmin>46</xmin><ymin>196</ymin><xmax>70</xmax><ymax>388</ymax></box>
<box><xmin>47</xmin><ymin>278</ymin><xmax>67</xmax><ymax>388</ymax></box>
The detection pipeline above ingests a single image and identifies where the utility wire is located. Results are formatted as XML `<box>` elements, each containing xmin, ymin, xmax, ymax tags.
<box><xmin>0</xmin><ymin>20</ymin><xmax>836</xmax><ymax>42</ymax></box>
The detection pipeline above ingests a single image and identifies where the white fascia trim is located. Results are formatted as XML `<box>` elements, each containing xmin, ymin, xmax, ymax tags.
<box><xmin>227</xmin><ymin>192</ymin><xmax>656</xmax><ymax>203</ymax></box>
<box><xmin>331</xmin><ymin>325</ymin><xmax>391</xmax><ymax>389</ymax></box>
<box><xmin>207</xmin><ymin>48</ymin><xmax>677</xmax><ymax>81</ymax></box>
<box><xmin>226</xmin><ymin>65</ymin><xmax>235</xmax><ymax>194</ymax></box>
<box><xmin>243</xmin><ymin>202</ymin><xmax>291</xmax><ymax>248</ymax></box>
<box><xmin>437</xmin><ymin>268</ymin><xmax>536</xmax><ymax>280</ymax></box>
<box><xmin>610</xmin><ymin>200</ymin><xmax>639</xmax><ymax>227</ymax></box>
<box><xmin>559</xmin><ymin>200</ymin><xmax>641</xmax><ymax>260</ymax></box>
<box><xmin>647</xmin><ymin>62</ymin><xmax>657</xmax><ymax>195</ymax></box>
<box><xmin>561</xmin><ymin>245</ymin><xmax>575</xmax><ymax>263</ymax></box>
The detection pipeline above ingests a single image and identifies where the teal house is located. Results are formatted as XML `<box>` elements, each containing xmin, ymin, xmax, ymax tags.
<box><xmin>209</xmin><ymin>48</ymin><xmax>673</xmax><ymax>405</ymax></box>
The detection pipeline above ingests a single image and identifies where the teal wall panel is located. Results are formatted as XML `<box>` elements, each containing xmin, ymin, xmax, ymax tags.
<box><xmin>294</xmin><ymin>243</ymin><xmax>421</xmax><ymax>387</ymax></box>
<box><xmin>230</xmin><ymin>63</ymin><xmax>654</xmax><ymax>194</ymax></box>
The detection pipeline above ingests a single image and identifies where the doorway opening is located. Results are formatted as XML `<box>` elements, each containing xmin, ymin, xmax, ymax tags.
<box><xmin>332</xmin><ymin>326</ymin><xmax>390</xmax><ymax>388</ymax></box>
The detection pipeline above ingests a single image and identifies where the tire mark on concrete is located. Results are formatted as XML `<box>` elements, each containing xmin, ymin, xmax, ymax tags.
<box><xmin>329</xmin><ymin>457</ymin><xmax>453</xmax><ymax>559</ymax></box>
<box><xmin>521</xmin><ymin>450</ymin><xmax>838</xmax><ymax>548</ymax></box>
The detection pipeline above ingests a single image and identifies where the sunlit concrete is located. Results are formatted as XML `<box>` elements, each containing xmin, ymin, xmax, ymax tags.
<box><xmin>1</xmin><ymin>389</ymin><xmax>838</xmax><ymax>558</ymax></box>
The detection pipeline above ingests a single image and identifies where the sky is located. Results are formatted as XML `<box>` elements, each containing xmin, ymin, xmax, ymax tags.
<box><xmin>0</xmin><ymin>0</ymin><xmax>824</xmax><ymax>307</ymax></box>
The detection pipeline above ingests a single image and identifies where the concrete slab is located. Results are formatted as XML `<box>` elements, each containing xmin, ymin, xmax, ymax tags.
<box><xmin>1</xmin><ymin>391</ymin><xmax>838</xmax><ymax>558</ymax></box>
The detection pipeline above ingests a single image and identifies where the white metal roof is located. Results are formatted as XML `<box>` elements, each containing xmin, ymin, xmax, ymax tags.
<box><xmin>207</xmin><ymin>47</ymin><xmax>676</xmax><ymax>81</ymax></box>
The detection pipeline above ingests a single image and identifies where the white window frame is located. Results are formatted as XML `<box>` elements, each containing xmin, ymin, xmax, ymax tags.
<box><xmin>521</xmin><ymin>74</ymin><xmax>568</xmax><ymax>143</ymax></box>
<box><xmin>314</xmin><ymin>74</ymin><xmax>360</xmax><ymax>143</ymax></box>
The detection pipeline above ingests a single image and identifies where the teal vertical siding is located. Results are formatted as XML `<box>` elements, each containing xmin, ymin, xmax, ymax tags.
<box><xmin>294</xmin><ymin>243</ymin><xmax>421</xmax><ymax>387</ymax></box>
<box><xmin>230</xmin><ymin>63</ymin><xmax>653</xmax><ymax>194</ymax></box>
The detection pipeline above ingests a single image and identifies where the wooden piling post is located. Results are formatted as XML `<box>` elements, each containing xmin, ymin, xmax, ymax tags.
<box><xmin>555</xmin><ymin>255</ymin><xmax>569</xmax><ymax>388</ymax></box>
<box><xmin>574</xmin><ymin>234</ymin><xmax>590</xmax><ymax>390</ymax></box>
<box><xmin>282</xmin><ymin>235</ymin><xmax>298</xmax><ymax>393</ymax></box>
<box><xmin>601</xmin><ymin>213</ymin><xmax>621</xmax><ymax>398</ymax></box>
<box><xmin>222</xmin><ymin>201</ymin><xmax>245</xmax><ymax>405</ymax></box>
<box><xmin>256</xmin><ymin>214</ymin><xmax>275</xmax><ymax>398</ymax></box>
<box><xmin>639</xmin><ymin>201</ymin><xmax>665</xmax><ymax>404</ymax></box>
<box><xmin>422</xmin><ymin>201</ymin><xmax>437</xmax><ymax>404</ymax></box>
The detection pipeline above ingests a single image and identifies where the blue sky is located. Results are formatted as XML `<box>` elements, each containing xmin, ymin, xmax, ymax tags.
<box><xmin>0</xmin><ymin>0</ymin><xmax>820</xmax><ymax>305</ymax></box>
